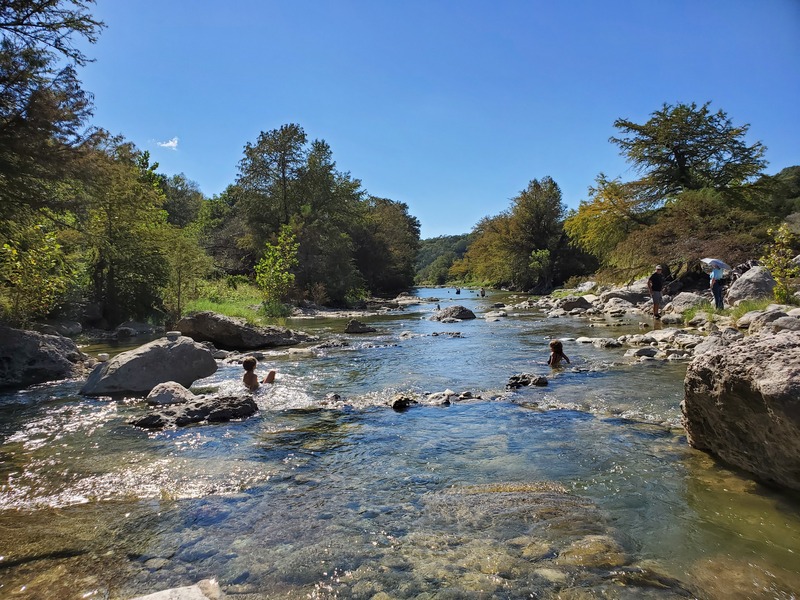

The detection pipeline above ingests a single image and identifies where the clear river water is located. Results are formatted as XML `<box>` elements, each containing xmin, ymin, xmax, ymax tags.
<box><xmin>1</xmin><ymin>288</ymin><xmax>799</xmax><ymax>599</ymax></box>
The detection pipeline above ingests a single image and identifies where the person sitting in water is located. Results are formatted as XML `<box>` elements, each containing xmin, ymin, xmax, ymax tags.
<box><xmin>242</xmin><ymin>356</ymin><xmax>276</xmax><ymax>391</ymax></box>
<box><xmin>547</xmin><ymin>339</ymin><xmax>570</xmax><ymax>368</ymax></box>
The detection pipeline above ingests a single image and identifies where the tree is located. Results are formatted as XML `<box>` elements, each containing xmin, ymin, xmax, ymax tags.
<box><xmin>564</xmin><ymin>175</ymin><xmax>655</xmax><ymax>263</ymax></box>
<box><xmin>353</xmin><ymin>197</ymin><xmax>420</xmax><ymax>295</ymax></box>
<box><xmin>236</xmin><ymin>123</ymin><xmax>307</xmax><ymax>236</ymax></box>
<box><xmin>506</xmin><ymin>176</ymin><xmax>567</xmax><ymax>290</ymax></box>
<box><xmin>611</xmin><ymin>102</ymin><xmax>767</xmax><ymax>199</ymax></box>
<box><xmin>0</xmin><ymin>0</ymin><xmax>103</xmax><ymax>66</ymax></box>
<box><xmin>0</xmin><ymin>1</ymin><xmax>102</xmax><ymax>221</ymax></box>
<box><xmin>255</xmin><ymin>224</ymin><xmax>299</xmax><ymax>306</ymax></box>
<box><xmin>161</xmin><ymin>226</ymin><xmax>213</xmax><ymax>324</ymax></box>
<box><xmin>78</xmin><ymin>136</ymin><xmax>171</xmax><ymax>326</ymax></box>
<box><xmin>161</xmin><ymin>173</ymin><xmax>204</xmax><ymax>227</ymax></box>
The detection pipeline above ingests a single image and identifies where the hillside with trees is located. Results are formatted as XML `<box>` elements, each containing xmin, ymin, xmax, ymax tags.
<box><xmin>431</xmin><ymin>102</ymin><xmax>799</xmax><ymax>292</ymax></box>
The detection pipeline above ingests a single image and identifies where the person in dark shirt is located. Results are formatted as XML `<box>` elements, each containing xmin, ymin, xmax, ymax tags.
<box><xmin>647</xmin><ymin>265</ymin><xmax>664</xmax><ymax>319</ymax></box>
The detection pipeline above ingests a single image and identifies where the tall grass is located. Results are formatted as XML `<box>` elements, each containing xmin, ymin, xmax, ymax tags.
<box><xmin>184</xmin><ymin>278</ymin><xmax>264</xmax><ymax>324</ymax></box>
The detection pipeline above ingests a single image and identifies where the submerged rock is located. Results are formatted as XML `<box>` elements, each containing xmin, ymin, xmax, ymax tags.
<box><xmin>507</xmin><ymin>373</ymin><xmax>548</xmax><ymax>389</ymax></box>
<box><xmin>130</xmin><ymin>578</ymin><xmax>222</xmax><ymax>600</ymax></box>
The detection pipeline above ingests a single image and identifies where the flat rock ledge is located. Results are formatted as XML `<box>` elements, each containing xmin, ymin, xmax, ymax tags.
<box><xmin>177</xmin><ymin>311</ymin><xmax>314</xmax><ymax>349</ymax></box>
<box><xmin>682</xmin><ymin>329</ymin><xmax>800</xmax><ymax>491</ymax></box>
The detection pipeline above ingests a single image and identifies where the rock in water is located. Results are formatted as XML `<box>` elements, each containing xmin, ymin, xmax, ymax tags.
<box><xmin>81</xmin><ymin>335</ymin><xmax>217</xmax><ymax>396</ymax></box>
<box><xmin>177</xmin><ymin>310</ymin><xmax>313</xmax><ymax>349</ymax></box>
<box><xmin>682</xmin><ymin>329</ymin><xmax>800</xmax><ymax>491</ymax></box>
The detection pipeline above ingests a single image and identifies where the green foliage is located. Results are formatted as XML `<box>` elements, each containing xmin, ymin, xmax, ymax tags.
<box><xmin>564</xmin><ymin>176</ymin><xmax>655</xmax><ymax>263</ymax></box>
<box><xmin>255</xmin><ymin>225</ymin><xmax>299</xmax><ymax>304</ymax></box>
<box><xmin>415</xmin><ymin>234</ymin><xmax>473</xmax><ymax>285</ymax></box>
<box><xmin>0</xmin><ymin>220</ymin><xmax>74</xmax><ymax>325</ymax></box>
<box><xmin>260</xmin><ymin>299</ymin><xmax>293</xmax><ymax>318</ymax></box>
<box><xmin>353</xmin><ymin>197</ymin><xmax>421</xmax><ymax>295</ymax></box>
<box><xmin>78</xmin><ymin>138</ymin><xmax>172</xmax><ymax>325</ymax></box>
<box><xmin>760</xmin><ymin>223</ymin><xmax>800</xmax><ymax>303</ymax></box>
<box><xmin>607</xmin><ymin>188</ymin><xmax>770</xmax><ymax>277</ymax></box>
<box><xmin>160</xmin><ymin>173</ymin><xmax>205</xmax><ymax>227</ymax></box>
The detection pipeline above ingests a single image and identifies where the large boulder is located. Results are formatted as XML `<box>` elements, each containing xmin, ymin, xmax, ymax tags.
<box><xmin>726</xmin><ymin>266</ymin><xmax>776</xmax><ymax>305</ymax></box>
<box><xmin>666</xmin><ymin>292</ymin><xmax>706</xmax><ymax>314</ymax></box>
<box><xmin>682</xmin><ymin>330</ymin><xmax>800</xmax><ymax>491</ymax></box>
<box><xmin>430</xmin><ymin>305</ymin><xmax>476</xmax><ymax>321</ymax></box>
<box><xmin>555</xmin><ymin>295</ymin><xmax>593</xmax><ymax>311</ymax></box>
<box><xmin>176</xmin><ymin>311</ymin><xmax>312</xmax><ymax>349</ymax></box>
<box><xmin>598</xmin><ymin>280</ymin><xmax>650</xmax><ymax>305</ymax></box>
<box><xmin>0</xmin><ymin>326</ymin><xmax>87</xmax><ymax>390</ymax></box>
<box><xmin>81</xmin><ymin>335</ymin><xmax>217</xmax><ymax>396</ymax></box>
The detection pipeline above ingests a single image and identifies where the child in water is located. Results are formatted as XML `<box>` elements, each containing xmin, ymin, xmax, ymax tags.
<box><xmin>242</xmin><ymin>356</ymin><xmax>276</xmax><ymax>391</ymax></box>
<box><xmin>547</xmin><ymin>339</ymin><xmax>570</xmax><ymax>368</ymax></box>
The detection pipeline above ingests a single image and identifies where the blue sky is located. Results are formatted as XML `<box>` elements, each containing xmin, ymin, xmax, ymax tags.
<box><xmin>78</xmin><ymin>0</ymin><xmax>800</xmax><ymax>238</ymax></box>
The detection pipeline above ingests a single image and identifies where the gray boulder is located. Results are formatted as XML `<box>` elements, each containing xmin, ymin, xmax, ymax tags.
<box><xmin>666</xmin><ymin>292</ymin><xmax>706</xmax><ymax>314</ymax></box>
<box><xmin>747</xmin><ymin>310</ymin><xmax>788</xmax><ymax>334</ymax></box>
<box><xmin>598</xmin><ymin>280</ymin><xmax>650</xmax><ymax>305</ymax></box>
<box><xmin>764</xmin><ymin>316</ymin><xmax>800</xmax><ymax>333</ymax></box>
<box><xmin>430</xmin><ymin>305</ymin><xmax>476</xmax><ymax>321</ymax></box>
<box><xmin>0</xmin><ymin>326</ymin><xmax>87</xmax><ymax>390</ymax></box>
<box><xmin>555</xmin><ymin>295</ymin><xmax>593</xmax><ymax>311</ymax></box>
<box><xmin>726</xmin><ymin>266</ymin><xmax>776</xmax><ymax>305</ymax></box>
<box><xmin>81</xmin><ymin>335</ymin><xmax>217</xmax><ymax>396</ymax></box>
<box><xmin>131</xmin><ymin>394</ymin><xmax>258</xmax><ymax>429</ymax></box>
<box><xmin>176</xmin><ymin>311</ymin><xmax>313</xmax><ymax>349</ymax></box>
<box><xmin>682</xmin><ymin>330</ymin><xmax>800</xmax><ymax>491</ymax></box>
<box><xmin>344</xmin><ymin>319</ymin><xmax>377</xmax><ymax>333</ymax></box>
<box><xmin>146</xmin><ymin>381</ymin><xmax>199</xmax><ymax>405</ymax></box>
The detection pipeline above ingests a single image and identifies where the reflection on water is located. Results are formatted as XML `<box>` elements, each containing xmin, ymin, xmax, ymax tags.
<box><xmin>1</xmin><ymin>288</ymin><xmax>799</xmax><ymax>598</ymax></box>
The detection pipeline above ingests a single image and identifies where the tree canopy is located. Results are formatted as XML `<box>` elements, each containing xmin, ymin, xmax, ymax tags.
<box><xmin>610</xmin><ymin>101</ymin><xmax>767</xmax><ymax>199</ymax></box>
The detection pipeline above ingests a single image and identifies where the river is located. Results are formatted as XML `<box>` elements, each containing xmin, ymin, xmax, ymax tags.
<box><xmin>1</xmin><ymin>288</ymin><xmax>799</xmax><ymax>599</ymax></box>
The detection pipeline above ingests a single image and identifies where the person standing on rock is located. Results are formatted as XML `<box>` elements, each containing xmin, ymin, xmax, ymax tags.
<box><xmin>710</xmin><ymin>265</ymin><xmax>725</xmax><ymax>310</ymax></box>
<box><xmin>242</xmin><ymin>356</ymin><xmax>276</xmax><ymax>391</ymax></box>
<box><xmin>647</xmin><ymin>265</ymin><xmax>664</xmax><ymax>319</ymax></box>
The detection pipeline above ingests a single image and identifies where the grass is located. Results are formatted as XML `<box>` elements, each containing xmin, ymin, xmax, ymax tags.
<box><xmin>184</xmin><ymin>279</ymin><xmax>265</xmax><ymax>324</ymax></box>
<box><xmin>681</xmin><ymin>297</ymin><xmax>777</xmax><ymax>325</ymax></box>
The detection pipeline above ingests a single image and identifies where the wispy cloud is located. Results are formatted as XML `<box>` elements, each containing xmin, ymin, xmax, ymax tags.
<box><xmin>157</xmin><ymin>136</ymin><xmax>179</xmax><ymax>151</ymax></box>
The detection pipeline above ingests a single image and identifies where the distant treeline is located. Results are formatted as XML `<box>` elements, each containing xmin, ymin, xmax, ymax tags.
<box><xmin>415</xmin><ymin>103</ymin><xmax>800</xmax><ymax>291</ymax></box>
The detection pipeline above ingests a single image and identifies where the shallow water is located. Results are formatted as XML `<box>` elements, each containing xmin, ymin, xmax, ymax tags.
<box><xmin>1</xmin><ymin>288</ymin><xmax>799</xmax><ymax>599</ymax></box>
